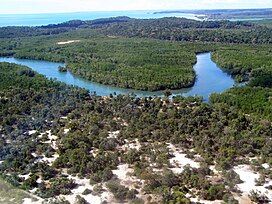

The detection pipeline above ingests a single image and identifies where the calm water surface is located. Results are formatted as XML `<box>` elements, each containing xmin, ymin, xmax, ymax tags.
<box><xmin>0</xmin><ymin>53</ymin><xmax>235</xmax><ymax>101</ymax></box>
<box><xmin>0</xmin><ymin>11</ymin><xmax>200</xmax><ymax>27</ymax></box>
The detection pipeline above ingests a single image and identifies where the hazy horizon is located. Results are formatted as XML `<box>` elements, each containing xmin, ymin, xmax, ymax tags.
<box><xmin>1</xmin><ymin>8</ymin><xmax>272</xmax><ymax>16</ymax></box>
<box><xmin>1</xmin><ymin>0</ymin><xmax>272</xmax><ymax>15</ymax></box>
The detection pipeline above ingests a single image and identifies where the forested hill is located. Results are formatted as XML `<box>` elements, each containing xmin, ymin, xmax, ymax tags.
<box><xmin>0</xmin><ymin>17</ymin><xmax>131</xmax><ymax>38</ymax></box>
<box><xmin>96</xmin><ymin>17</ymin><xmax>272</xmax><ymax>44</ymax></box>
<box><xmin>1</xmin><ymin>16</ymin><xmax>272</xmax><ymax>44</ymax></box>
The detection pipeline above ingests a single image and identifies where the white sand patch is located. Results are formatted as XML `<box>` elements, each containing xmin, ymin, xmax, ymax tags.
<box><xmin>112</xmin><ymin>164</ymin><xmax>148</xmax><ymax>201</ymax></box>
<box><xmin>122</xmin><ymin>121</ymin><xmax>128</xmax><ymax>126</ymax></box>
<box><xmin>47</xmin><ymin>130</ymin><xmax>58</xmax><ymax>141</ymax></box>
<box><xmin>59</xmin><ymin>175</ymin><xmax>113</xmax><ymax>204</ymax></box>
<box><xmin>22</xmin><ymin>198</ymin><xmax>42</xmax><ymax>204</ymax></box>
<box><xmin>168</xmin><ymin>144</ymin><xmax>200</xmax><ymax>174</ymax></box>
<box><xmin>31</xmin><ymin>152</ymin><xmax>38</xmax><ymax>157</ymax></box>
<box><xmin>61</xmin><ymin>191</ymin><xmax>111</xmax><ymax>204</ymax></box>
<box><xmin>170</xmin><ymin>153</ymin><xmax>200</xmax><ymax>174</ymax></box>
<box><xmin>42</xmin><ymin>130</ymin><xmax>58</xmax><ymax>150</ymax></box>
<box><xmin>262</xmin><ymin>163</ymin><xmax>270</xmax><ymax>169</ymax></box>
<box><xmin>51</xmin><ymin>141</ymin><xmax>58</xmax><ymax>150</ymax></box>
<box><xmin>28</xmin><ymin>130</ymin><xmax>37</xmax><ymax>135</ymax></box>
<box><xmin>64</xmin><ymin>128</ymin><xmax>70</xmax><ymax>134</ymax></box>
<box><xmin>19</xmin><ymin>173</ymin><xmax>31</xmax><ymax>180</ymax></box>
<box><xmin>209</xmin><ymin>165</ymin><xmax>220</xmax><ymax>174</ymax></box>
<box><xmin>36</xmin><ymin>177</ymin><xmax>42</xmax><ymax>184</ymax></box>
<box><xmin>248</xmin><ymin>156</ymin><xmax>259</xmax><ymax>162</ymax></box>
<box><xmin>37</xmin><ymin>132</ymin><xmax>45</xmax><ymax>139</ymax></box>
<box><xmin>112</xmin><ymin>164</ymin><xmax>133</xmax><ymax>181</ymax></box>
<box><xmin>90</xmin><ymin>148</ymin><xmax>99</xmax><ymax>157</ymax></box>
<box><xmin>233</xmin><ymin>194</ymin><xmax>252</xmax><ymax>204</ymax></box>
<box><xmin>234</xmin><ymin>165</ymin><xmax>272</xmax><ymax>201</ymax></box>
<box><xmin>57</xmin><ymin>40</ymin><xmax>81</xmax><ymax>45</ymax></box>
<box><xmin>112</xmin><ymin>164</ymin><xmax>142</xmax><ymax>190</ymax></box>
<box><xmin>108</xmin><ymin>130</ymin><xmax>120</xmax><ymax>139</ymax></box>
<box><xmin>122</xmin><ymin>139</ymin><xmax>141</xmax><ymax>151</ymax></box>
<box><xmin>29</xmin><ymin>188</ymin><xmax>38</xmax><ymax>193</ymax></box>
<box><xmin>190</xmin><ymin>198</ymin><xmax>223</xmax><ymax>204</ymax></box>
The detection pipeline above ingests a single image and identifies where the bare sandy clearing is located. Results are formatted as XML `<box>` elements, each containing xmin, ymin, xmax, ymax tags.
<box><xmin>22</xmin><ymin>198</ymin><xmax>42</xmax><ymax>204</ymax></box>
<box><xmin>28</xmin><ymin>130</ymin><xmax>37</xmax><ymax>135</ymax></box>
<box><xmin>57</xmin><ymin>40</ymin><xmax>81</xmax><ymax>45</ymax></box>
<box><xmin>168</xmin><ymin>144</ymin><xmax>200</xmax><ymax>174</ymax></box>
<box><xmin>58</xmin><ymin>175</ymin><xmax>113</xmax><ymax>204</ymax></box>
<box><xmin>234</xmin><ymin>165</ymin><xmax>272</xmax><ymax>202</ymax></box>
<box><xmin>112</xmin><ymin>164</ymin><xmax>141</xmax><ymax>189</ymax></box>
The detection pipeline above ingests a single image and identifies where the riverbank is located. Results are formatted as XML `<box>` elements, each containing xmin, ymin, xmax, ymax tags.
<box><xmin>0</xmin><ymin>52</ymin><xmax>235</xmax><ymax>101</ymax></box>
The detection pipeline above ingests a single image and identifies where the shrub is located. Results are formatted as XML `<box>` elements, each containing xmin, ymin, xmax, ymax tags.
<box><xmin>106</xmin><ymin>180</ymin><xmax>137</xmax><ymax>201</ymax></box>
<box><xmin>201</xmin><ymin>184</ymin><xmax>227</xmax><ymax>200</ymax></box>
<box><xmin>82</xmin><ymin>188</ymin><xmax>92</xmax><ymax>195</ymax></box>
<box><xmin>249</xmin><ymin>190</ymin><xmax>270</xmax><ymax>203</ymax></box>
<box><xmin>75</xmin><ymin>195</ymin><xmax>89</xmax><ymax>204</ymax></box>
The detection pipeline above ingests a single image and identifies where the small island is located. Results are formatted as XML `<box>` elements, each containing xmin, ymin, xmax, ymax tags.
<box><xmin>58</xmin><ymin>65</ymin><xmax>67</xmax><ymax>72</ymax></box>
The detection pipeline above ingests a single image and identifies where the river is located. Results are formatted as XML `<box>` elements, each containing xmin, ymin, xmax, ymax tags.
<box><xmin>0</xmin><ymin>52</ymin><xmax>235</xmax><ymax>101</ymax></box>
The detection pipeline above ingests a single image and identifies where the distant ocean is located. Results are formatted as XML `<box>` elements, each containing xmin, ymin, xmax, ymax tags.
<box><xmin>0</xmin><ymin>10</ymin><xmax>200</xmax><ymax>27</ymax></box>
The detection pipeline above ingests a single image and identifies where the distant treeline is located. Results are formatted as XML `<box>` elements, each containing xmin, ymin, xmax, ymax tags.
<box><xmin>1</xmin><ymin>16</ymin><xmax>272</xmax><ymax>44</ymax></box>
<box><xmin>0</xmin><ymin>17</ymin><xmax>131</xmax><ymax>38</ymax></box>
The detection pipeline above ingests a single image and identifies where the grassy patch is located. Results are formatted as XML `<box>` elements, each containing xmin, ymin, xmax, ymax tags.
<box><xmin>0</xmin><ymin>177</ymin><xmax>35</xmax><ymax>204</ymax></box>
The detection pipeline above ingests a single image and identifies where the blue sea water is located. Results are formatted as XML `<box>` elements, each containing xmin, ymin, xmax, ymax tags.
<box><xmin>0</xmin><ymin>10</ymin><xmax>200</xmax><ymax>27</ymax></box>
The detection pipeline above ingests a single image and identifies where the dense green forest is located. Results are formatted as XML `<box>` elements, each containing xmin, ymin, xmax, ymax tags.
<box><xmin>212</xmin><ymin>45</ymin><xmax>272</xmax><ymax>83</ymax></box>
<box><xmin>252</xmin><ymin>19</ymin><xmax>272</xmax><ymax>28</ymax></box>
<box><xmin>211</xmin><ymin>87</ymin><xmax>272</xmax><ymax>120</ymax></box>
<box><xmin>96</xmin><ymin>18</ymin><xmax>272</xmax><ymax>44</ymax></box>
<box><xmin>0</xmin><ymin>32</ymin><xmax>217</xmax><ymax>91</ymax></box>
<box><xmin>1</xmin><ymin>17</ymin><xmax>272</xmax><ymax>44</ymax></box>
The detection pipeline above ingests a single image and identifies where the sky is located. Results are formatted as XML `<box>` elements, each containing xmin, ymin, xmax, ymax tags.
<box><xmin>0</xmin><ymin>0</ymin><xmax>271</xmax><ymax>14</ymax></box>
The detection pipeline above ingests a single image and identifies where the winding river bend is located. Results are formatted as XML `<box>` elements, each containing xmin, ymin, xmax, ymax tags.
<box><xmin>0</xmin><ymin>53</ymin><xmax>235</xmax><ymax>101</ymax></box>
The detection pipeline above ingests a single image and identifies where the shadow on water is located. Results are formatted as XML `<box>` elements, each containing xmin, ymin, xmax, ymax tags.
<box><xmin>0</xmin><ymin>52</ymin><xmax>236</xmax><ymax>101</ymax></box>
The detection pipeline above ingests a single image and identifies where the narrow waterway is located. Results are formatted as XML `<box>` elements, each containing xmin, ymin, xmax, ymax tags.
<box><xmin>0</xmin><ymin>52</ymin><xmax>235</xmax><ymax>101</ymax></box>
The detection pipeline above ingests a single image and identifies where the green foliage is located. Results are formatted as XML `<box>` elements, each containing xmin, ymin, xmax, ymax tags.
<box><xmin>106</xmin><ymin>180</ymin><xmax>137</xmax><ymax>201</ymax></box>
<box><xmin>166</xmin><ymin>188</ymin><xmax>191</xmax><ymax>204</ymax></box>
<box><xmin>210</xmin><ymin>87</ymin><xmax>272</xmax><ymax>120</ymax></box>
<box><xmin>58</xmin><ymin>66</ymin><xmax>67</xmax><ymax>72</ymax></box>
<box><xmin>96</xmin><ymin>17</ymin><xmax>272</xmax><ymax>44</ymax></box>
<box><xmin>212</xmin><ymin>45</ymin><xmax>272</xmax><ymax>83</ymax></box>
<box><xmin>22</xmin><ymin>174</ymin><xmax>39</xmax><ymax>190</ymax></box>
<box><xmin>89</xmin><ymin>168</ymin><xmax>113</xmax><ymax>183</ymax></box>
<box><xmin>250</xmin><ymin>68</ymin><xmax>272</xmax><ymax>88</ymax></box>
<box><xmin>39</xmin><ymin>177</ymin><xmax>76</xmax><ymax>198</ymax></box>
<box><xmin>82</xmin><ymin>188</ymin><xmax>92</xmax><ymax>195</ymax></box>
<box><xmin>75</xmin><ymin>195</ymin><xmax>89</xmax><ymax>204</ymax></box>
<box><xmin>201</xmin><ymin>184</ymin><xmax>226</xmax><ymax>200</ymax></box>
<box><xmin>249</xmin><ymin>190</ymin><xmax>270</xmax><ymax>203</ymax></box>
